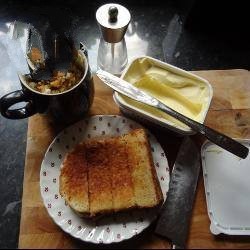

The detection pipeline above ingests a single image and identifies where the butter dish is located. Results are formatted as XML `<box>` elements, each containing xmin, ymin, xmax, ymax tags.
<box><xmin>114</xmin><ymin>56</ymin><xmax>213</xmax><ymax>135</ymax></box>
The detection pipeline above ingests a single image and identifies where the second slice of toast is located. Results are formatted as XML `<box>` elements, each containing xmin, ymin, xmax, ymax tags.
<box><xmin>85</xmin><ymin>139</ymin><xmax>113</xmax><ymax>216</ymax></box>
<box><xmin>106</xmin><ymin>138</ymin><xmax>136</xmax><ymax>212</ymax></box>
<box><xmin>122</xmin><ymin>129</ymin><xmax>163</xmax><ymax>208</ymax></box>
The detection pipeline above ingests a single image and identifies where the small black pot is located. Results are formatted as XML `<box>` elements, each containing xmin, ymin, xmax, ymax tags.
<box><xmin>0</xmin><ymin>47</ymin><xmax>94</xmax><ymax>125</ymax></box>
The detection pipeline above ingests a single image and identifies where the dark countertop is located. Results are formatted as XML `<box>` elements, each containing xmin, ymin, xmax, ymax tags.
<box><xmin>0</xmin><ymin>0</ymin><xmax>249</xmax><ymax>248</ymax></box>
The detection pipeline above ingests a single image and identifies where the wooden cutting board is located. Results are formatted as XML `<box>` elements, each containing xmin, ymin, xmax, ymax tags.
<box><xmin>18</xmin><ymin>70</ymin><xmax>250</xmax><ymax>249</ymax></box>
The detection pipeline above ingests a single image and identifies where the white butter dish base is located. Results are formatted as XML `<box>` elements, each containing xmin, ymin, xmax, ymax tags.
<box><xmin>201</xmin><ymin>140</ymin><xmax>250</xmax><ymax>235</ymax></box>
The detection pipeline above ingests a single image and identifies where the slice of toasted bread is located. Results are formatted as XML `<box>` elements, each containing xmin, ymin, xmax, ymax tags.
<box><xmin>85</xmin><ymin>139</ymin><xmax>113</xmax><ymax>216</ymax></box>
<box><xmin>123</xmin><ymin>129</ymin><xmax>163</xmax><ymax>208</ymax></box>
<box><xmin>59</xmin><ymin>143</ymin><xmax>89</xmax><ymax>216</ymax></box>
<box><xmin>106</xmin><ymin>138</ymin><xmax>135</xmax><ymax>212</ymax></box>
<box><xmin>59</xmin><ymin>128</ymin><xmax>163</xmax><ymax>218</ymax></box>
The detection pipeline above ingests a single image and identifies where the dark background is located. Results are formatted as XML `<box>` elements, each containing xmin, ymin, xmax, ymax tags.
<box><xmin>1</xmin><ymin>0</ymin><xmax>249</xmax><ymax>69</ymax></box>
<box><xmin>0</xmin><ymin>0</ymin><xmax>249</xmax><ymax>248</ymax></box>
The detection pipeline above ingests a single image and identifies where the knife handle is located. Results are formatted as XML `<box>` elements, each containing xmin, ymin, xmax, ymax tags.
<box><xmin>157</xmin><ymin>102</ymin><xmax>249</xmax><ymax>159</ymax></box>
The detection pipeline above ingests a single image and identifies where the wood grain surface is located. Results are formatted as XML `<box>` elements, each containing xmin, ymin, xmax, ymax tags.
<box><xmin>19</xmin><ymin>70</ymin><xmax>250</xmax><ymax>249</ymax></box>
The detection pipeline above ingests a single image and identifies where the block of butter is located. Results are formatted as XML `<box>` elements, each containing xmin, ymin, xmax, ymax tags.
<box><xmin>114</xmin><ymin>57</ymin><xmax>213</xmax><ymax>135</ymax></box>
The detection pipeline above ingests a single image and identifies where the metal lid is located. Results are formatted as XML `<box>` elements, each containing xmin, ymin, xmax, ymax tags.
<box><xmin>96</xmin><ymin>3</ymin><xmax>131</xmax><ymax>43</ymax></box>
<box><xmin>201</xmin><ymin>139</ymin><xmax>250</xmax><ymax>236</ymax></box>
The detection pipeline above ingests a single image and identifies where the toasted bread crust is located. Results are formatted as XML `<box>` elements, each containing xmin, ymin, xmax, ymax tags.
<box><xmin>139</xmin><ymin>130</ymin><xmax>164</xmax><ymax>206</ymax></box>
<box><xmin>59</xmin><ymin>128</ymin><xmax>164</xmax><ymax>218</ymax></box>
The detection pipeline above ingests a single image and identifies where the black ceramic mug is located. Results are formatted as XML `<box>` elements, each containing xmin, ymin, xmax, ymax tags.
<box><xmin>0</xmin><ymin>45</ymin><xmax>94</xmax><ymax>125</ymax></box>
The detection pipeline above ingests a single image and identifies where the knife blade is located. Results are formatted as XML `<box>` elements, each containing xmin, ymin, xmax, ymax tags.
<box><xmin>96</xmin><ymin>69</ymin><xmax>249</xmax><ymax>159</ymax></box>
<box><xmin>155</xmin><ymin>136</ymin><xmax>200</xmax><ymax>249</ymax></box>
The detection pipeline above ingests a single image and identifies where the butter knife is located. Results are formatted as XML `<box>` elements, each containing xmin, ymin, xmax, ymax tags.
<box><xmin>96</xmin><ymin>69</ymin><xmax>249</xmax><ymax>159</ymax></box>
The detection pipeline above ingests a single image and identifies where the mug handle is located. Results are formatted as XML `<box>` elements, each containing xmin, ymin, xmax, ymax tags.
<box><xmin>0</xmin><ymin>90</ymin><xmax>37</xmax><ymax>119</ymax></box>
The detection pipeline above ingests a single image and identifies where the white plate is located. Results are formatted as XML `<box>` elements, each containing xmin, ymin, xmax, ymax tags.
<box><xmin>40</xmin><ymin>115</ymin><xmax>170</xmax><ymax>244</ymax></box>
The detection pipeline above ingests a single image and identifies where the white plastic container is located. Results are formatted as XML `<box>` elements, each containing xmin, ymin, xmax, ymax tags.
<box><xmin>114</xmin><ymin>56</ymin><xmax>213</xmax><ymax>135</ymax></box>
<box><xmin>201</xmin><ymin>140</ymin><xmax>250</xmax><ymax>235</ymax></box>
